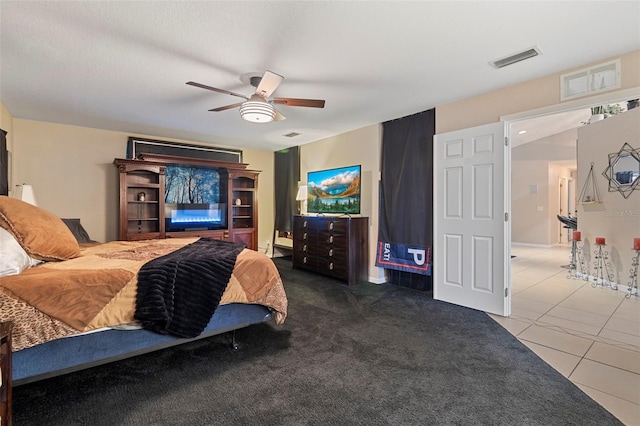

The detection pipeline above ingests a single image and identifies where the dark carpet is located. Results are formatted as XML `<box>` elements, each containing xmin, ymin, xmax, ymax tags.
<box><xmin>13</xmin><ymin>257</ymin><xmax>621</xmax><ymax>425</ymax></box>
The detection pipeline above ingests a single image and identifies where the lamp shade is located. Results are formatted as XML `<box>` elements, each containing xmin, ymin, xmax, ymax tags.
<box><xmin>239</xmin><ymin>96</ymin><xmax>275</xmax><ymax>123</ymax></box>
<box><xmin>14</xmin><ymin>184</ymin><xmax>37</xmax><ymax>206</ymax></box>
<box><xmin>296</xmin><ymin>185</ymin><xmax>308</xmax><ymax>201</ymax></box>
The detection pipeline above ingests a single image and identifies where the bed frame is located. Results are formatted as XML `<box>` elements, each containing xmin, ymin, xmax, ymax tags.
<box><xmin>13</xmin><ymin>303</ymin><xmax>272</xmax><ymax>386</ymax></box>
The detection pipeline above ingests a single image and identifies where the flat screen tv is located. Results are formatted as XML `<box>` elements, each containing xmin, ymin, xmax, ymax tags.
<box><xmin>164</xmin><ymin>164</ymin><xmax>227</xmax><ymax>231</ymax></box>
<box><xmin>307</xmin><ymin>165</ymin><xmax>361</xmax><ymax>215</ymax></box>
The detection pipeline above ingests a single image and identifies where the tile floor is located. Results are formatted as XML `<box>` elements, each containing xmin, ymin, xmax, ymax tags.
<box><xmin>489</xmin><ymin>244</ymin><xmax>640</xmax><ymax>425</ymax></box>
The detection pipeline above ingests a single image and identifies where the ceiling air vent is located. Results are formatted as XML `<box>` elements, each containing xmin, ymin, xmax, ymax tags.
<box><xmin>489</xmin><ymin>46</ymin><xmax>542</xmax><ymax>69</ymax></box>
<box><xmin>283</xmin><ymin>132</ymin><xmax>301</xmax><ymax>138</ymax></box>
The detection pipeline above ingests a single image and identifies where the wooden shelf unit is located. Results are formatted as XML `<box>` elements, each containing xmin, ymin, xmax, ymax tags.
<box><xmin>115</xmin><ymin>159</ymin><xmax>165</xmax><ymax>241</ymax></box>
<box><xmin>292</xmin><ymin>215</ymin><xmax>368</xmax><ymax>285</ymax></box>
<box><xmin>114</xmin><ymin>155</ymin><xmax>259</xmax><ymax>250</ymax></box>
<box><xmin>230</xmin><ymin>171</ymin><xmax>258</xmax><ymax>249</ymax></box>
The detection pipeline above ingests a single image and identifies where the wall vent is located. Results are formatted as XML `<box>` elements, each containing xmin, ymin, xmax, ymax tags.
<box><xmin>489</xmin><ymin>46</ymin><xmax>542</xmax><ymax>69</ymax></box>
<box><xmin>283</xmin><ymin>132</ymin><xmax>301</xmax><ymax>138</ymax></box>
<box><xmin>560</xmin><ymin>59</ymin><xmax>621</xmax><ymax>101</ymax></box>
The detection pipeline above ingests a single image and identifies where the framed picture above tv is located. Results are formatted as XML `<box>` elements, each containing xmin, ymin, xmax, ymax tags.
<box><xmin>307</xmin><ymin>165</ymin><xmax>361</xmax><ymax>215</ymax></box>
<box><xmin>127</xmin><ymin>137</ymin><xmax>242</xmax><ymax>163</ymax></box>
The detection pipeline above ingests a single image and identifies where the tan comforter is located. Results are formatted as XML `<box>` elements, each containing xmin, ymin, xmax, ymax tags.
<box><xmin>0</xmin><ymin>238</ymin><xmax>287</xmax><ymax>351</ymax></box>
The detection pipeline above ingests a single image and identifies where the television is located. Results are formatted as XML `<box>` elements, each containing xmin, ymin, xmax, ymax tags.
<box><xmin>165</xmin><ymin>203</ymin><xmax>227</xmax><ymax>231</ymax></box>
<box><xmin>307</xmin><ymin>165</ymin><xmax>361</xmax><ymax>215</ymax></box>
<box><xmin>163</xmin><ymin>164</ymin><xmax>227</xmax><ymax>231</ymax></box>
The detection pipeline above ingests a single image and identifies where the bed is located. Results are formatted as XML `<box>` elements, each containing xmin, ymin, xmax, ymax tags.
<box><xmin>0</xmin><ymin>196</ymin><xmax>287</xmax><ymax>385</ymax></box>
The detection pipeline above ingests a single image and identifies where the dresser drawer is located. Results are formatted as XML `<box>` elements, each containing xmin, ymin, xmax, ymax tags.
<box><xmin>293</xmin><ymin>229</ymin><xmax>319</xmax><ymax>245</ymax></box>
<box><xmin>315</xmin><ymin>233</ymin><xmax>347</xmax><ymax>246</ymax></box>
<box><xmin>293</xmin><ymin>251</ymin><xmax>317</xmax><ymax>268</ymax></box>
<box><xmin>293</xmin><ymin>241</ymin><xmax>310</xmax><ymax>254</ymax></box>
<box><xmin>308</xmin><ymin>244</ymin><xmax>347</xmax><ymax>260</ymax></box>
<box><xmin>294</xmin><ymin>216</ymin><xmax>319</xmax><ymax>231</ymax></box>
<box><xmin>316</xmin><ymin>219</ymin><xmax>347</xmax><ymax>234</ymax></box>
<box><xmin>316</xmin><ymin>257</ymin><xmax>348</xmax><ymax>279</ymax></box>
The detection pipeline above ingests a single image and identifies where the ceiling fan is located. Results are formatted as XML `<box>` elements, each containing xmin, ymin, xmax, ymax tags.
<box><xmin>186</xmin><ymin>71</ymin><xmax>325</xmax><ymax>123</ymax></box>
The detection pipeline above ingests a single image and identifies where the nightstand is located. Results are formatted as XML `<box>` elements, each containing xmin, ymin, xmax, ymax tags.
<box><xmin>0</xmin><ymin>322</ymin><xmax>12</xmax><ymax>426</ymax></box>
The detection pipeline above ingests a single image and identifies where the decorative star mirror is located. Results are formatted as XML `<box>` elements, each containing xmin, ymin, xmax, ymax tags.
<box><xmin>602</xmin><ymin>142</ymin><xmax>640</xmax><ymax>199</ymax></box>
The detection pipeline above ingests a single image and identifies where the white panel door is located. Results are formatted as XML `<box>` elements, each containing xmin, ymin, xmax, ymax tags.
<box><xmin>433</xmin><ymin>122</ymin><xmax>510</xmax><ymax>316</ymax></box>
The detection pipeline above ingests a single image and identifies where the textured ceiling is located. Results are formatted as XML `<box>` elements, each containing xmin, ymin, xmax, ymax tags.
<box><xmin>1</xmin><ymin>1</ymin><xmax>638</xmax><ymax>152</ymax></box>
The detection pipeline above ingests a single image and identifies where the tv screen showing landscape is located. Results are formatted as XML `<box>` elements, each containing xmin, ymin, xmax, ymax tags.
<box><xmin>164</xmin><ymin>164</ymin><xmax>226</xmax><ymax>230</ymax></box>
<box><xmin>307</xmin><ymin>165</ymin><xmax>361</xmax><ymax>214</ymax></box>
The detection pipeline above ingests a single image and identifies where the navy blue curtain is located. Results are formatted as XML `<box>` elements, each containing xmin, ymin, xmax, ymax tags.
<box><xmin>377</xmin><ymin>109</ymin><xmax>435</xmax><ymax>287</ymax></box>
<box><xmin>0</xmin><ymin>129</ymin><xmax>7</xmax><ymax>196</ymax></box>
<box><xmin>274</xmin><ymin>146</ymin><xmax>299</xmax><ymax>233</ymax></box>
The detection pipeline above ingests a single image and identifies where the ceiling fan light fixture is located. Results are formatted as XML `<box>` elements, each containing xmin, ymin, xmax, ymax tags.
<box><xmin>190</xmin><ymin>71</ymin><xmax>323</xmax><ymax>122</ymax></box>
<box><xmin>240</xmin><ymin>96</ymin><xmax>275</xmax><ymax>123</ymax></box>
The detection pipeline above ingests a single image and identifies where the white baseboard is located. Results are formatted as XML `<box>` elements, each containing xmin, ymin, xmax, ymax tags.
<box><xmin>369</xmin><ymin>276</ymin><xmax>386</xmax><ymax>285</ymax></box>
<box><xmin>573</xmin><ymin>272</ymin><xmax>637</xmax><ymax>296</ymax></box>
<box><xmin>511</xmin><ymin>242</ymin><xmax>553</xmax><ymax>248</ymax></box>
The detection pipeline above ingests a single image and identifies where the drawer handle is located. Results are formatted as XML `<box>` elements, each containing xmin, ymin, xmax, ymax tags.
<box><xmin>303</xmin><ymin>244</ymin><xmax>307</xmax><ymax>252</ymax></box>
<box><xmin>303</xmin><ymin>257</ymin><xmax>307</xmax><ymax>264</ymax></box>
<box><xmin>303</xmin><ymin>232</ymin><xmax>307</xmax><ymax>240</ymax></box>
<box><xmin>329</xmin><ymin>262</ymin><xmax>334</xmax><ymax>270</ymax></box>
<box><xmin>329</xmin><ymin>222</ymin><xmax>334</xmax><ymax>230</ymax></box>
<box><xmin>329</xmin><ymin>235</ymin><xmax>333</xmax><ymax>243</ymax></box>
<box><xmin>328</xmin><ymin>248</ymin><xmax>333</xmax><ymax>257</ymax></box>
<box><xmin>303</xmin><ymin>220</ymin><xmax>307</xmax><ymax>227</ymax></box>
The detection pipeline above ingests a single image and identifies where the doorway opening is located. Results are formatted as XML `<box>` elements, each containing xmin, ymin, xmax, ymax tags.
<box><xmin>504</xmin><ymin>87</ymin><xmax>640</xmax><ymax>308</ymax></box>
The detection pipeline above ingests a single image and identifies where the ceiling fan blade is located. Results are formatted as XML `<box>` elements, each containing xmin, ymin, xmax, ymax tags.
<box><xmin>274</xmin><ymin>109</ymin><xmax>286</xmax><ymax>121</ymax></box>
<box><xmin>208</xmin><ymin>102</ymin><xmax>244</xmax><ymax>112</ymax></box>
<box><xmin>272</xmin><ymin>98</ymin><xmax>325</xmax><ymax>108</ymax></box>
<box><xmin>186</xmin><ymin>81</ymin><xmax>248</xmax><ymax>100</ymax></box>
<box><xmin>255</xmin><ymin>71</ymin><xmax>284</xmax><ymax>98</ymax></box>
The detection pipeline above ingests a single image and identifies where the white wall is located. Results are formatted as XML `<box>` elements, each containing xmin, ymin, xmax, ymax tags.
<box><xmin>10</xmin><ymin>119</ymin><xmax>275</xmax><ymax>247</ymax></box>
<box><xmin>511</xmin><ymin>161</ymin><xmax>552</xmax><ymax>246</ymax></box>
<box><xmin>300</xmin><ymin>124</ymin><xmax>385</xmax><ymax>283</ymax></box>
<box><xmin>436</xmin><ymin>50</ymin><xmax>639</xmax><ymax>272</ymax></box>
<box><xmin>512</xmin><ymin>128</ymin><xmax>578</xmax><ymax>163</ymax></box>
<box><xmin>6</xmin><ymin>114</ymin><xmax>385</xmax><ymax>281</ymax></box>
<box><xmin>577</xmin><ymin>108</ymin><xmax>640</xmax><ymax>287</ymax></box>
<box><xmin>4</xmin><ymin>50</ymin><xmax>638</xmax><ymax>285</ymax></box>
<box><xmin>512</xmin><ymin>128</ymin><xmax>576</xmax><ymax>246</ymax></box>
<box><xmin>547</xmin><ymin>163</ymin><xmax>574</xmax><ymax>244</ymax></box>
<box><xmin>437</xmin><ymin>50</ymin><xmax>640</xmax><ymax>133</ymax></box>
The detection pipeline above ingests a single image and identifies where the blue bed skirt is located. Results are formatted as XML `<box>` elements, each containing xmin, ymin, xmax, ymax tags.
<box><xmin>14</xmin><ymin>303</ymin><xmax>272</xmax><ymax>385</ymax></box>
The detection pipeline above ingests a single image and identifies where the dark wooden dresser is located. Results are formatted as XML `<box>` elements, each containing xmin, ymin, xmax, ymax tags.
<box><xmin>0</xmin><ymin>322</ymin><xmax>12</xmax><ymax>426</ymax></box>
<box><xmin>293</xmin><ymin>215</ymin><xmax>368</xmax><ymax>285</ymax></box>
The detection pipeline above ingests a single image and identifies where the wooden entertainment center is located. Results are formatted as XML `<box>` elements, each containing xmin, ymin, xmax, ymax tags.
<box><xmin>114</xmin><ymin>154</ymin><xmax>259</xmax><ymax>250</ymax></box>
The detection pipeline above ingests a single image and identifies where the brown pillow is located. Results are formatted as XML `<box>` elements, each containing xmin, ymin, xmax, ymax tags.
<box><xmin>0</xmin><ymin>196</ymin><xmax>81</xmax><ymax>261</ymax></box>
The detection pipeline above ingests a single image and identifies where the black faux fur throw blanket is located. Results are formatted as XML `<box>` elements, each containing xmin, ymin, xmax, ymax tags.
<box><xmin>135</xmin><ymin>238</ymin><xmax>246</xmax><ymax>338</ymax></box>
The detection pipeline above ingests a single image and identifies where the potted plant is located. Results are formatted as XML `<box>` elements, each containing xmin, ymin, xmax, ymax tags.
<box><xmin>603</xmin><ymin>103</ymin><xmax>624</xmax><ymax>117</ymax></box>
<box><xmin>590</xmin><ymin>105</ymin><xmax>605</xmax><ymax>123</ymax></box>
